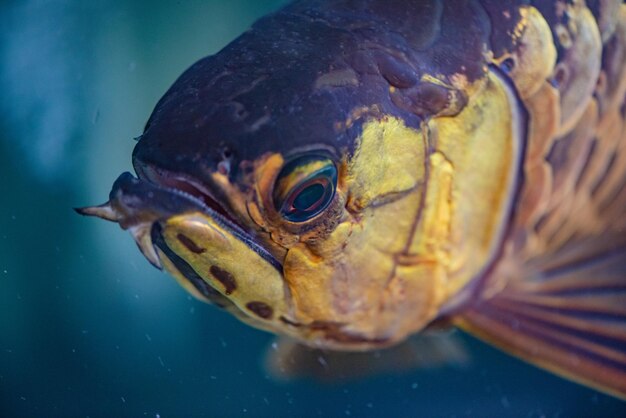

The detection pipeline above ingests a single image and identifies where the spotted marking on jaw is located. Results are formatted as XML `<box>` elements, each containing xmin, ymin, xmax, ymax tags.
<box><xmin>176</xmin><ymin>233</ymin><xmax>206</xmax><ymax>254</ymax></box>
<box><xmin>209</xmin><ymin>265</ymin><xmax>237</xmax><ymax>295</ymax></box>
<box><xmin>246</xmin><ymin>301</ymin><xmax>273</xmax><ymax>319</ymax></box>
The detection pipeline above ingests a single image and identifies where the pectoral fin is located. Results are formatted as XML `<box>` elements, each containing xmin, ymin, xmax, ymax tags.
<box><xmin>265</xmin><ymin>331</ymin><xmax>469</xmax><ymax>382</ymax></box>
<box><xmin>456</xmin><ymin>243</ymin><xmax>626</xmax><ymax>399</ymax></box>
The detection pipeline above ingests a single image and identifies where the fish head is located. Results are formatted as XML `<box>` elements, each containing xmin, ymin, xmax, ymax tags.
<box><xmin>78</xmin><ymin>7</ymin><xmax>525</xmax><ymax>350</ymax></box>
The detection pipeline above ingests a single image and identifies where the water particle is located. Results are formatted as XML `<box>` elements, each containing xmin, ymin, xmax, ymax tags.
<box><xmin>121</xmin><ymin>397</ymin><xmax>126</xmax><ymax>403</ymax></box>
<box><xmin>92</xmin><ymin>108</ymin><xmax>100</xmax><ymax>124</ymax></box>
<box><xmin>158</xmin><ymin>356</ymin><xmax>165</xmax><ymax>367</ymax></box>
<box><xmin>317</xmin><ymin>356</ymin><xmax>328</xmax><ymax>369</ymax></box>
<box><xmin>411</xmin><ymin>383</ymin><xmax>418</xmax><ymax>389</ymax></box>
<box><xmin>145</xmin><ymin>334</ymin><xmax>152</xmax><ymax>342</ymax></box>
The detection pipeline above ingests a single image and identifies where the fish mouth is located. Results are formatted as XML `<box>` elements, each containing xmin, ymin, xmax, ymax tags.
<box><xmin>135</xmin><ymin>164</ymin><xmax>285</xmax><ymax>273</ymax></box>
<box><xmin>76</xmin><ymin>170</ymin><xmax>283</xmax><ymax>273</ymax></box>
<box><xmin>76</xmin><ymin>169</ymin><xmax>291</xmax><ymax>330</ymax></box>
<box><xmin>136</xmin><ymin>163</ymin><xmax>243</xmax><ymax>230</ymax></box>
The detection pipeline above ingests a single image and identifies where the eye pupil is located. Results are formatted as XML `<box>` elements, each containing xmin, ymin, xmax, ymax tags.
<box><xmin>293</xmin><ymin>183</ymin><xmax>325</xmax><ymax>211</ymax></box>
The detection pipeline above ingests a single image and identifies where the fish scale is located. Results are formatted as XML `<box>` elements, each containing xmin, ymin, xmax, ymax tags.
<box><xmin>459</xmin><ymin>2</ymin><xmax>626</xmax><ymax>398</ymax></box>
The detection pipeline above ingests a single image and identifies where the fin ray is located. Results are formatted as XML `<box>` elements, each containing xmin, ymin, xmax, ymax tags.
<box><xmin>458</xmin><ymin>243</ymin><xmax>626</xmax><ymax>399</ymax></box>
<box><xmin>466</xmin><ymin>301</ymin><xmax>626</xmax><ymax>364</ymax></box>
<box><xmin>488</xmin><ymin>299</ymin><xmax>626</xmax><ymax>341</ymax></box>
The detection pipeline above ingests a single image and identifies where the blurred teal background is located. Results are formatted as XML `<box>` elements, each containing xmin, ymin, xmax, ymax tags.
<box><xmin>0</xmin><ymin>1</ymin><xmax>624</xmax><ymax>417</ymax></box>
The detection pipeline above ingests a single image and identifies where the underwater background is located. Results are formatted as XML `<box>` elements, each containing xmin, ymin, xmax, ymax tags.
<box><xmin>0</xmin><ymin>1</ymin><xmax>625</xmax><ymax>416</ymax></box>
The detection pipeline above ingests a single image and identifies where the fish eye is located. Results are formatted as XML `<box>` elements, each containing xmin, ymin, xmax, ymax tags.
<box><xmin>273</xmin><ymin>155</ymin><xmax>337</xmax><ymax>222</ymax></box>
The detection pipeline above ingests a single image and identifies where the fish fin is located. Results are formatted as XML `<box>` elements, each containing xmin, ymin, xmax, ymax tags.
<box><xmin>456</xmin><ymin>241</ymin><xmax>626</xmax><ymax>400</ymax></box>
<box><xmin>265</xmin><ymin>331</ymin><xmax>469</xmax><ymax>382</ymax></box>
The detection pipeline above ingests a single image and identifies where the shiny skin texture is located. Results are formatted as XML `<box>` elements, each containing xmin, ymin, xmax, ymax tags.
<box><xmin>78</xmin><ymin>1</ymin><xmax>626</xmax><ymax>398</ymax></box>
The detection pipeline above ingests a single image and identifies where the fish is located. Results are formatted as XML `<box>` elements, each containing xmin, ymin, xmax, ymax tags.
<box><xmin>76</xmin><ymin>0</ymin><xmax>626</xmax><ymax>399</ymax></box>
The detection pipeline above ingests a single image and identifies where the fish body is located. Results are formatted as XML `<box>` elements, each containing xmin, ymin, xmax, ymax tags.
<box><xmin>78</xmin><ymin>0</ymin><xmax>626</xmax><ymax>398</ymax></box>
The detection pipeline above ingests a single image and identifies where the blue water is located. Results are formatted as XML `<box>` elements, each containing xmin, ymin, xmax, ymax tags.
<box><xmin>1</xmin><ymin>1</ymin><xmax>624</xmax><ymax>416</ymax></box>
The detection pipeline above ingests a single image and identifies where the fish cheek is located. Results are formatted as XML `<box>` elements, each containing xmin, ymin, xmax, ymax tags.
<box><xmin>283</xmin><ymin>195</ymin><xmax>438</xmax><ymax>345</ymax></box>
<box><xmin>282</xmin><ymin>221</ymin><xmax>400</xmax><ymax>336</ymax></box>
<box><xmin>282</xmin><ymin>117</ymin><xmax>440</xmax><ymax>343</ymax></box>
